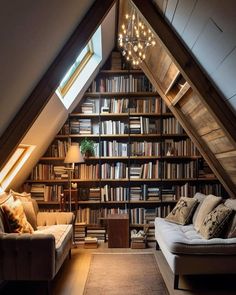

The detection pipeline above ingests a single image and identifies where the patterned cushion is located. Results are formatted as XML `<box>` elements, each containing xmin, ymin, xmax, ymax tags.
<box><xmin>224</xmin><ymin>199</ymin><xmax>236</xmax><ymax>238</ymax></box>
<box><xmin>194</xmin><ymin>194</ymin><xmax>222</xmax><ymax>232</ymax></box>
<box><xmin>10</xmin><ymin>189</ymin><xmax>31</xmax><ymax>201</ymax></box>
<box><xmin>2</xmin><ymin>199</ymin><xmax>34</xmax><ymax>234</ymax></box>
<box><xmin>199</xmin><ymin>204</ymin><xmax>233</xmax><ymax>239</ymax></box>
<box><xmin>165</xmin><ymin>197</ymin><xmax>198</xmax><ymax>225</ymax></box>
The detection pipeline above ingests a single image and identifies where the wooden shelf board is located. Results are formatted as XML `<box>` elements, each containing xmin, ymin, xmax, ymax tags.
<box><xmin>84</xmin><ymin>92</ymin><xmax>159</xmax><ymax>97</ymax></box>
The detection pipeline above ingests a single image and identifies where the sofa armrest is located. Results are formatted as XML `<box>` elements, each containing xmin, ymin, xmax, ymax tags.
<box><xmin>0</xmin><ymin>233</ymin><xmax>55</xmax><ymax>280</ymax></box>
<box><xmin>37</xmin><ymin>212</ymin><xmax>74</xmax><ymax>226</ymax></box>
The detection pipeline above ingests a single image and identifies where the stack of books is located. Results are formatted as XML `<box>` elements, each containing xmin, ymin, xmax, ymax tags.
<box><xmin>131</xmin><ymin>229</ymin><xmax>147</xmax><ymax>249</ymax></box>
<box><xmin>74</xmin><ymin>222</ymin><xmax>86</xmax><ymax>244</ymax></box>
<box><xmin>84</xmin><ymin>237</ymin><xmax>98</xmax><ymax>249</ymax></box>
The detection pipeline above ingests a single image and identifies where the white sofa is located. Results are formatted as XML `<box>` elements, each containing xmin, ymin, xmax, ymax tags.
<box><xmin>155</xmin><ymin>194</ymin><xmax>236</xmax><ymax>289</ymax></box>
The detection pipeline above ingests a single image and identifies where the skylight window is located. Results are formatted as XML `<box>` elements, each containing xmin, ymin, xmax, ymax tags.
<box><xmin>0</xmin><ymin>144</ymin><xmax>35</xmax><ymax>191</ymax></box>
<box><xmin>57</xmin><ymin>42</ymin><xmax>93</xmax><ymax>97</ymax></box>
<box><xmin>56</xmin><ymin>26</ymin><xmax>102</xmax><ymax>109</ymax></box>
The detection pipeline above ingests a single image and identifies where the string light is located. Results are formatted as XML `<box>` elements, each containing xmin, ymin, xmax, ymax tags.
<box><xmin>118</xmin><ymin>6</ymin><xmax>156</xmax><ymax>67</ymax></box>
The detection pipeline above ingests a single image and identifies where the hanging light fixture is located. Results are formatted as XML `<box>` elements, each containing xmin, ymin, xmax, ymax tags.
<box><xmin>118</xmin><ymin>6</ymin><xmax>156</xmax><ymax>67</ymax></box>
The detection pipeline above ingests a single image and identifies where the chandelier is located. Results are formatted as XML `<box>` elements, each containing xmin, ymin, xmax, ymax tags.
<box><xmin>118</xmin><ymin>6</ymin><xmax>156</xmax><ymax>67</ymax></box>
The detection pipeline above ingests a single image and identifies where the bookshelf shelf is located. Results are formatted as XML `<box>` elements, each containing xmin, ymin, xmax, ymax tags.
<box><xmin>25</xmin><ymin>52</ymin><xmax>225</xmax><ymax>245</ymax></box>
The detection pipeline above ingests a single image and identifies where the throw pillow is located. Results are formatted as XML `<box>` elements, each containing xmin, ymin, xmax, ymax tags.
<box><xmin>21</xmin><ymin>201</ymin><xmax>37</xmax><ymax>230</ymax></box>
<box><xmin>199</xmin><ymin>204</ymin><xmax>233</xmax><ymax>239</ymax></box>
<box><xmin>224</xmin><ymin>199</ymin><xmax>236</xmax><ymax>238</ymax></box>
<box><xmin>2</xmin><ymin>199</ymin><xmax>34</xmax><ymax>234</ymax></box>
<box><xmin>0</xmin><ymin>193</ymin><xmax>15</xmax><ymax>232</ymax></box>
<box><xmin>194</xmin><ymin>194</ymin><xmax>222</xmax><ymax>232</ymax></box>
<box><xmin>192</xmin><ymin>192</ymin><xmax>206</xmax><ymax>224</ymax></box>
<box><xmin>165</xmin><ymin>196</ymin><xmax>198</xmax><ymax>225</ymax></box>
<box><xmin>10</xmin><ymin>189</ymin><xmax>31</xmax><ymax>201</ymax></box>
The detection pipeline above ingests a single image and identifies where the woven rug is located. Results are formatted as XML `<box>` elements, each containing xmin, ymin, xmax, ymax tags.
<box><xmin>83</xmin><ymin>253</ymin><xmax>168</xmax><ymax>295</ymax></box>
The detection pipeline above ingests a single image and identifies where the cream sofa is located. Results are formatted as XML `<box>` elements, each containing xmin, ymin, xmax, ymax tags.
<box><xmin>0</xmin><ymin>192</ymin><xmax>74</xmax><ymax>292</ymax></box>
<box><xmin>155</xmin><ymin>194</ymin><xmax>236</xmax><ymax>289</ymax></box>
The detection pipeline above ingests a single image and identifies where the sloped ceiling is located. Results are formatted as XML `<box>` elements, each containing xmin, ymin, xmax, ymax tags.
<box><xmin>0</xmin><ymin>0</ymin><xmax>95</xmax><ymax>136</ymax></box>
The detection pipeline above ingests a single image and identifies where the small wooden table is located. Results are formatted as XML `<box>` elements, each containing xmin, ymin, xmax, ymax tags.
<box><xmin>107</xmin><ymin>214</ymin><xmax>129</xmax><ymax>248</ymax></box>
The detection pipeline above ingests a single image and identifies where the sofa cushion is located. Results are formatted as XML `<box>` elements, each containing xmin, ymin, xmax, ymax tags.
<box><xmin>2</xmin><ymin>199</ymin><xmax>34</xmax><ymax>234</ymax></box>
<box><xmin>155</xmin><ymin>217</ymin><xmax>236</xmax><ymax>255</ymax></box>
<box><xmin>192</xmin><ymin>192</ymin><xmax>206</xmax><ymax>224</ymax></box>
<box><xmin>34</xmin><ymin>224</ymin><xmax>72</xmax><ymax>250</ymax></box>
<box><xmin>194</xmin><ymin>194</ymin><xmax>222</xmax><ymax>232</ymax></box>
<box><xmin>0</xmin><ymin>192</ymin><xmax>15</xmax><ymax>232</ymax></box>
<box><xmin>21</xmin><ymin>201</ymin><xmax>37</xmax><ymax>230</ymax></box>
<box><xmin>199</xmin><ymin>204</ymin><xmax>233</xmax><ymax>239</ymax></box>
<box><xmin>224</xmin><ymin>199</ymin><xmax>236</xmax><ymax>238</ymax></box>
<box><xmin>165</xmin><ymin>197</ymin><xmax>198</xmax><ymax>225</ymax></box>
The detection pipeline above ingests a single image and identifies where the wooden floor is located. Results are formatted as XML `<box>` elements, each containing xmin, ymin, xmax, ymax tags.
<box><xmin>1</xmin><ymin>242</ymin><xmax>235</xmax><ymax>295</ymax></box>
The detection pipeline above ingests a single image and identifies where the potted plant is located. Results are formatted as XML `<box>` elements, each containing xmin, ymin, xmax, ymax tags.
<box><xmin>80</xmin><ymin>138</ymin><xmax>95</xmax><ymax>158</ymax></box>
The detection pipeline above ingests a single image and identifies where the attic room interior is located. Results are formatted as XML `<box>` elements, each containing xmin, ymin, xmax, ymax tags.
<box><xmin>0</xmin><ymin>0</ymin><xmax>236</xmax><ymax>294</ymax></box>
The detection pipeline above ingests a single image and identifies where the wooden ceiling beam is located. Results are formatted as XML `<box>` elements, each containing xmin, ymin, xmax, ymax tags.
<box><xmin>131</xmin><ymin>0</ymin><xmax>236</xmax><ymax>146</ymax></box>
<box><xmin>0</xmin><ymin>0</ymin><xmax>116</xmax><ymax>170</ymax></box>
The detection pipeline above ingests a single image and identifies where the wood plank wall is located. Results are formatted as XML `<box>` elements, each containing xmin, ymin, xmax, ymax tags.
<box><xmin>119</xmin><ymin>0</ymin><xmax>236</xmax><ymax>197</ymax></box>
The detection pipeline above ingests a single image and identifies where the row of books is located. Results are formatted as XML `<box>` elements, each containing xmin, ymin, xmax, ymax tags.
<box><xmin>88</xmin><ymin>75</ymin><xmax>155</xmax><ymax>93</ymax></box>
<box><xmin>130</xmin><ymin>205</ymin><xmax>172</xmax><ymax>224</ymax></box>
<box><xmin>163</xmin><ymin>138</ymin><xmax>200</xmax><ymax>156</ymax></box>
<box><xmin>76</xmin><ymin>207</ymin><xmax>128</xmax><ymax>224</ymax></box>
<box><xmin>101</xmin><ymin>120</ymin><xmax>128</xmax><ymax>134</ymax></box>
<box><xmin>129</xmin><ymin>117</ymin><xmax>160</xmax><ymax>134</ymax></box>
<box><xmin>30</xmin><ymin>164</ymin><xmax>68</xmax><ymax>180</ymax></box>
<box><xmin>30</xmin><ymin>184</ymin><xmax>63</xmax><ymax>201</ymax></box>
<box><xmin>162</xmin><ymin>117</ymin><xmax>184</xmax><ymax>134</ymax></box>
<box><xmin>162</xmin><ymin>161</ymin><xmax>197</xmax><ymax>179</ymax></box>
<box><xmin>44</xmin><ymin>140</ymin><xmax>69</xmax><ymax>157</ymax></box>
<box><xmin>101</xmin><ymin>141</ymin><xmax>128</xmax><ymax>157</ymax></box>
<box><xmin>101</xmin><ymin>185</ymin><xmax>129</xmax><ymax>202</ymax></box>
<box><xmin>130</xmin><ymin>186</ymin><xmax>160</xmax><ymax>201</ymax></box>
<box><xmin>43</xmin><ymin>138</ymin><xmax>201</xmax><ymax>158</ymax></box>
<box><xmin>80</xmin><ymin>97</ymin><xmax>168</xmax><ymax>114</ymax></box>
<box><xmin>130</xmin><ymin>162</ymin><xmax>161</xmax><ymax>179</ymax></box>
<box><xmin>74</xmin><ymin>164</ymin><xmax>100</xmax><ymax>179</ymax></box>
<box><xmin>101</xmin><ymin>162</ymin><xmax>129</xmax><ymax>179</ymax></box>
<box><xmin>130</xmin><ymin>141</ymin><xmax>161</xmax><ymax>156</ymax></box>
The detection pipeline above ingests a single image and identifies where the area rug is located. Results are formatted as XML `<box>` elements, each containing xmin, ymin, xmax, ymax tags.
<box><xmin>83</xmin><ymin>253</ymin><xmax>168</xmax><ymax>295</ymax></box>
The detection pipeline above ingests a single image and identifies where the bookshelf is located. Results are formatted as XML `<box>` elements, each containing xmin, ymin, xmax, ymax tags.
<box><xmin>25</xmin><ymin>52</ymin><xmax>225</xmax><ymax>246</ymax></box>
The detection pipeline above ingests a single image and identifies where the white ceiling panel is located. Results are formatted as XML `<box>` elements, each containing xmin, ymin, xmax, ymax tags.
<box><xmin>192</xmin><ymin>18</ymin><xmax>223</xmax><ymax>74</ymax></box>
<box><xmin>181</xmin><ymin>0</ymin><xmax>214</xmax><ymax>49</ymax></box>
<box><xmin>172</xmin><ymin>0</ymin><xmax>197</xmax><ymax>36</ymax></box>
<box><xmin>165</xmin><ymin>0</ymin><xmax>178</xmax><ymax>23</ymax></box>
<box><xmin>212</xmin><ymin>48</ymin><xmax>236</xmax><ymax>100</ymax></box>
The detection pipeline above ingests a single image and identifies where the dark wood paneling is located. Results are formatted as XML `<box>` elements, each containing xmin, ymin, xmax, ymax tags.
<box><xmin>0</xmin><ymin>0</ymin><xmax>116</xmax><ymax>170</ymax></box>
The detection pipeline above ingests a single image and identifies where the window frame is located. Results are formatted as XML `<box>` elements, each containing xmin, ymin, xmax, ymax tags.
<box><xmin>57</xmin><ymin>41</ymin><xmax>94</xmax><ymax>98</ymax></box>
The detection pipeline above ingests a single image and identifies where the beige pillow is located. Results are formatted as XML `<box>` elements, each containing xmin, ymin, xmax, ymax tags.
<box><xmin>224</xmin><ymin>199</ymin><xmax>236</xmax><ymax>238</ymax></box>
<box><xmin>165</xmin><ymin>197</ymin><xmax>198</xmax><ymax>225</ymax></box>
<box><xmin>194</xmin><ymin>194</ymin><xmax>222</xmax><ymax>232</ymax></box>
<box><xmin>2</xmin><ymin>199</ymin><xmax>34</xmax><ymax>234</ymax></box>
<box><xmin>21</xmin><ymin>201</ymin><xmax>37</xmax><ymax>230</ymax></box>
<box><xmin>192</xmin><ymin>192</ymin><xmax>206</xmax><ymax>224</ymax></box>
<box><xmin>199</xmin><ymin>204</ymin><xmax>233</xmax><ymax>239</ymax></box>
<box><xmin>10</xmin><ymin>189</ymin><xmax>31</xmax><ymax>201</ymax></box>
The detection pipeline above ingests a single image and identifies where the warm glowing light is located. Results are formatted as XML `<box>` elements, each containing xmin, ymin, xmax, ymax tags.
<box><xmin>118</xmin><ymin>6</ymin><xmax>156</xmax><ymax>67</ymax></box>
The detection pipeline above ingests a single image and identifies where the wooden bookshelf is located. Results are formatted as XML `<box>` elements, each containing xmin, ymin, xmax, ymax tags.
<box><xmin>25</xmin><ymin>51</ymin><xmax>225</xmax><ymax>245</ymax></box>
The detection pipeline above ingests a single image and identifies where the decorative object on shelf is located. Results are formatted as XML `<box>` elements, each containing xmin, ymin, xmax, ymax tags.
<box><xmin>64</xmin><ymin>142</ymin><xmax>84</xmax><ymax>211</ymax></box>
<box><xmin>80</xmin><ymin>138</ymin><xmax>95</xmax><ymax>158</ymax></box>
<box><xmin>118</xmin><ymin>5</ymin><xmax>156</xmax><ymax>66</ymax></box>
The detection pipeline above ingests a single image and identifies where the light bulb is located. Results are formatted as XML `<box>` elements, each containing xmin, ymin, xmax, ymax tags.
<box><xmin>133</xmin><ymin>45</ymin><xmax>138</xmax><ymax>52</ymax></box>
<box><xmin>125</xmin><ymin>14</ymin><xmax>129</xmax><ymax>19</ymax></box>
<box><xmin>142</xmin><ymin>54</ymin><xmax>146</xmax><ymax>59</ymax></box>
<box><xmin>151</xmin><ymin>40</ymin><xmax>156</xmax><ymax>46</ymax></box>
<box><xmin>122</xmin><ymin>24</ymin><xmax>125</xmax><ymax>30</ymax></box>
<box><xmin>128</xmin><ymin>50</ymin><xmax>131</xmax><ymax>55</ymax></box>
